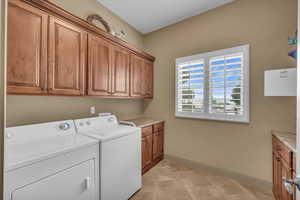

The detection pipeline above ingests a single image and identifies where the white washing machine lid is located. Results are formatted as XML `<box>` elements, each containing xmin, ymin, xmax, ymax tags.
<box><xmin>79</xmin><ymin>125</ymin><xmax>141</xmax><ymax>142</ymax></box>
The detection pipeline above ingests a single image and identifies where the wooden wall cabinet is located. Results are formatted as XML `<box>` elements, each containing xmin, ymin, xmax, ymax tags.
<box><xmin>88</xmin><ymin>34</ymin><xmax>111</xmax><ymax>96</ymax></box>
<box><xmin>141</xmin><ymin>122</ymin><xmax>164</xmax><ymax>174</ymax></box>
<box><xmin>7</xmin><ymin>0</ymin><xmax>155</xmax><ymax>99</ymax></box>
<box><xmin>7</xmin><ymin>0</ymin><xmax>48</xmax><ymax>94</ymax></box>
<box><xmin>272</xmin><ymin>136</ymin><xmax>295</xmax><ymax>200</ymax></box>
<box><xmin>143</xmin><ymin>60</ymin><xmax>154</xmax><ymax>98</ymax></box>
<box><xmin>130</xmin><ymin>55</ymin><xmax>154</xmax><ymax>98</ymax></box>
<box><xmin>111</xmin><ymin>45</ymin><xmax>130</xmax><ymax>97</ymax></box>
<box><xmin>48</xmin><ymin>17</ymin><xmax>87</xmax><ymax>96</ymax></box>
<box><xmin>88</xmin><ymin>34</ymin><xmax>131</xmax><ymax>97</ymax></box>
<box><xmin>130</xmin><ymin>54</ymin><xmax>143</xmax><ymax>97</ymax></box>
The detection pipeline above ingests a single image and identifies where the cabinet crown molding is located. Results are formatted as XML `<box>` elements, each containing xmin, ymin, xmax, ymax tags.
<box><xmin>20</xmin><ymin>0</ymin><xmax>155</xmax><ymax>62</ymax></box>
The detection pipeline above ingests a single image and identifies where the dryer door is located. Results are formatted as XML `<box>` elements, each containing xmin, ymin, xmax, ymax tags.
<box><xmin>11</xmin><ymin>159</ymin><xmax>95</xmax><ymax>200</ymax></box>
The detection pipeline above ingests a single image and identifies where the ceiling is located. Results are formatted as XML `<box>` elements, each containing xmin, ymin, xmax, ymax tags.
<box><xmin>97</xmin><ymin>0</ymin><xmax>235</xmax><ymax>34</ymax></box>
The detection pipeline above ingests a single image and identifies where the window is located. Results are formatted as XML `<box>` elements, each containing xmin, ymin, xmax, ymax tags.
<box><xmin>175</xmin><ymin>45</ymin><xmax>249</xmax><ymax>123</ymax></box>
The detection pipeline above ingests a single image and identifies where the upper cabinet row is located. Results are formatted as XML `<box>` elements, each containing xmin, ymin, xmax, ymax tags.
<box><xmin>7</xmin><ymin>0</ymin><xmax>154</xmax><ymax>98</ymax></box>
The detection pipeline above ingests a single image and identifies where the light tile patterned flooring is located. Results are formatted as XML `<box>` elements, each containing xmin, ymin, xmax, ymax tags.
<box><xmin>131</xmin><ymin>160</ymin><xmax>274</xmax><ymax>200</ymax></box>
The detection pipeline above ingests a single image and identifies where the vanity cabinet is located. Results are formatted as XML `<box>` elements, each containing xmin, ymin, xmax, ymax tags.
<box><xmin>272</xmin><ymin>136</ymin><xmax>295</xmax><ymax>200</ymax></box>
<box><xmin>7</xmin><ymin>0</ymin><xmax>48</xmax><ymax>94</ymax></box>
<box><xmin>141</xmin><ymin>122</ymin><xmax>164</xmax><ymax>174</ymax></box>
<box><xmin>48</xmin><ymin>17</ymin><xmax>87</xmax><ymax>96</ymax></box>
<box><xmin>7</xmin><ymin>0</ymin><xmax>155</xmax><ymax>98</ymax></box>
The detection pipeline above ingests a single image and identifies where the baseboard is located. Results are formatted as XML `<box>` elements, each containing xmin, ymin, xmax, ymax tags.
<box><xmin>165</xmin><ymin>154</ymin><xmax>273</xmax><ymax>191</ymax></box>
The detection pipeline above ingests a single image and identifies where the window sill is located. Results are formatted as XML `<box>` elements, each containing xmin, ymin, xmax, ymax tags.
<box><xmin>175</xmin><ymin>113</ymin><xmax>250</xmax><ymax>124</ymax></box>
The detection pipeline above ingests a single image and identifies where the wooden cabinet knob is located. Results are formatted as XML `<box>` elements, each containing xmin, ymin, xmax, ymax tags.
<box><xmin>276</xmin><ymin>156</ymin><xmax>281</xmax><ymax>161</ymax></box>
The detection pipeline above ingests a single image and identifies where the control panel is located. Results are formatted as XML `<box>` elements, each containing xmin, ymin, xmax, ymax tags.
<box><xmin>74</xmin><ymin>115</ymin><xmax>118</xmax><ymax>132</ymax></box>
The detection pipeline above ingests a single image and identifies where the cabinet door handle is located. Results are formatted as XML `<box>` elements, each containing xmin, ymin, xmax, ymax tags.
<box><xmin>85</xmin><ymin>177</ymin><xmax>91</xmax><ymax>191</ymax></box>
<box><xmin>276</xmin><ymin>157</ymin><xmax>281</xmax><ymax>161</ymax></box>
<box><xmin>283</xmin><ymin>178</ymin><xmax>300</xmax><ymax>194</ymax></box>
<box><xmin>41</xmin><ymin>87</ymin><xmax>47</xmax><ymax>93</ymax></box>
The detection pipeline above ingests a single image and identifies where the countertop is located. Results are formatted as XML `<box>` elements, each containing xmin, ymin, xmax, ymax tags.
<box><xmin>272</xmin><ymin>130</ymin><xmax>296</xmax><ymax>153</ymax></box>
<box><xmin>121</xmin><ymin>118</ymin><xmax>164</xmax><ymax>128</ymax></box>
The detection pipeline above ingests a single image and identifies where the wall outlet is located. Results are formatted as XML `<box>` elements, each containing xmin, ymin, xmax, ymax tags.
<box><xmin>90</xmin><ymin>106</ymin><xmax>96</xmax><ymax>115</ymax></box>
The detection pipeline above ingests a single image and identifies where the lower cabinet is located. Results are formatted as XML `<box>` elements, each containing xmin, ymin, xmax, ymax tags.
<box><xmin>141</xmin><ymin>122</ymin><xmax>164</xmax><ymax>174</ymax></box>
<box><xmin>153</xmin><ymin>131</ymin><xmax>164</xmax><ymax>161</ymax></box>
<box><xmin>281</xmin><ymin>161</ymin><xmax>293</xmax><ymax>200</ymax></box>
<box><xmin>272</xmin><ymin>136</ymin><xmax>295</xmax><ymax>200</ymax></box>
<box><xmin>273</xmin><ymin>152</ymin><xmax>282</xmax><ymax>200</ymax></box>
<box><xmin>142</xmin><ymin>134</ymin><xmax>153</xmax><ymax>170</ymax></box>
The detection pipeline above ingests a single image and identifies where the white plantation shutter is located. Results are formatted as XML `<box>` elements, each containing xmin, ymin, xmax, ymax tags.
<box><xmin>209</xmin><ymin>53</ymin><xmax>243</xmax><ymax>115</ymax></box>
<box><xmin>177</xmin><ymin>60</ymin><xmax>205</xmax><ymax>113</ymax></box>
<box><xmin>175</xmin><ymin>45</ymin><xmax>249</xmax><ymax>123</ymax></box>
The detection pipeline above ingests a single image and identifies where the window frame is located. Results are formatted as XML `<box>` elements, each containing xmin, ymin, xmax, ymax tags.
<box><xmin>175</xmin><ymin>44</ymin><xmax>250</xmax><ymax>123</ymax></box>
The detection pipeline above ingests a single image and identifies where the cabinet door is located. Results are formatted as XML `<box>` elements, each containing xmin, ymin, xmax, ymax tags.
<box><xmin>281</xmin><ymin>161</ymin><xmax>293</xmax><ymax>200</ymax></box>
<box><xmin>87</xmin><ymin>34</ymin><xmax>111</xmax><ymax>96</ymax></box>
<box><xmin>273</xmin><ymin>152</ymin><xmax>281</xmax><ymax>200</ymax></box>
<box><xmin>141</xmin><ymin>63</ymin><xmax>147</xmax><ymax>97</ymax></box>
<box><xmin>142</xmin><ymin>135</ymin><xmax>153</xmax><ymax>170</ymax></box>
<box><xmin>7</xmin><ymin>0</ymin><xmax>48</xmax><ymax>94</ymax></box>
<box><xmin>153</xmin><ymin>131</ymin><xmax>164</xmax><ymax>161</ymax></box>
<box><xmin>293</xmin><ymin>171</ymin><xmax>296</xmax><ymax>200</ymax></box>
<box><xmin>12</xmin><ymin>160</ymin><xmax>96</xmax><ymax>200</ymax></box>
<box><xmin>48</xmin><ymin>17</ymin><xmax>87</xmax><ymax>96</ymax></box>
<box><xmin>130</xmin><ymin>54</ymin><xmax>144</xmax><ymax>97</ymax></box>
<box><xmin>142</xmin><ymin>60</ymin><xmax>154</xmax><ymax>98</ymax></box>
<box><xmin>277</xmin><ymin>155</ymin><xmax>283</xmax><ymax>200</ymax></box>
<box><xmin>111</xmin><ymin>45</ymin><xmax>130</xmax><ymax>97</ymax></box>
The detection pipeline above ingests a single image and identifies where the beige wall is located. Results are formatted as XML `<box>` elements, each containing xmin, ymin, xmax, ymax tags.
<box><xmin>7</xmin><ymin>96</ymin><xmax>143</xmax><ymax>127</ymax></box>
<box><xmin>6</xmin><ymin>0</ymin><xmax>146</xmax><ymax>127</ymax></box>
<box><xmin>143</xmin><ymin>0</ymin><xmax>297</xmax><ymax>183</ymax></box>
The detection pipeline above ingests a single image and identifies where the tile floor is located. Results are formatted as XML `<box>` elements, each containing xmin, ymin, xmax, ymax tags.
<box><xmin>131</xmin><ymin>160</ymin><xmax>274</xmax><ymax>200</ymax></box>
